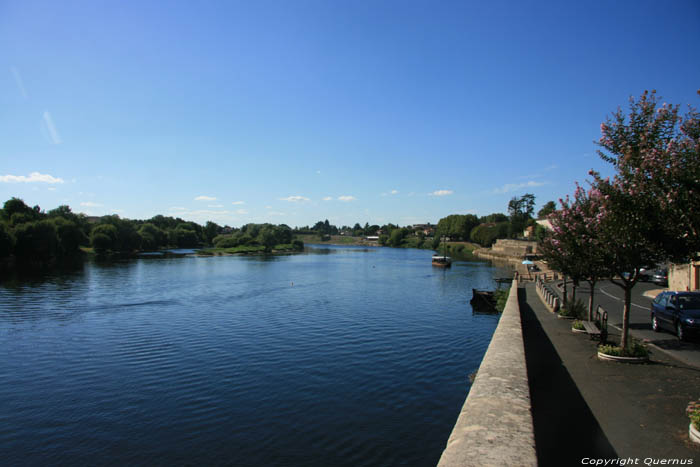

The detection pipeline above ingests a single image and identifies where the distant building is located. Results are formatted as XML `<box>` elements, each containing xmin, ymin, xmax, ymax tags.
<box><xmin>365</xmin><ymin>236</ymin><xmax>380</xmax><ymax>242</ymax></box>
<box><xmin>411</xmin><ymin>224</ymin><xmax>435</xmax><ymax>236</ymax></box>
<box><xmin>536</xmin><ymin>219</ymin><xmax>553</xmax><ymax>230</ymax></box>
<box><xmin>669</xmin><ymin>257</ymin><xmax>700</xmax><ymax>291</ymax></box>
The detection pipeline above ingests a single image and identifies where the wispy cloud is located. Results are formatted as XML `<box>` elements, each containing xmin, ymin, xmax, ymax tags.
<box><xmin>208</xmin><ymin>204</ymin><xmax>224</xmax><ymax>208</ymax></box>
<box><xmin>268</xmin><ymin>211</ymin><xmax>286</xmax><ymax>216</ymax></box>
<box><xmin>0</xmin><ymin>172</ymin><xmax>64</xmax><ymax>184</ymax></box>
<box><xmin>492</xmin><ymin>180</ymin><xmax>546</xmax><ymax>194</ymax></box>
<box><xmin>231</xmin><ymin>201</ymin><xmax>245</xmax><ymax>205</ymax></box>
<box><xmin>80</xmin><ymin>201</ymin><xmax>103</xmax><ymax>207</ymax></box>
<box><xmin>429</xmin><ymin>190</ymin><xmax>453</xmax><ymax>197</ymax></box>
<box><xmin>338</xmin><ymin>195</ymin><xmax>356</xmax><ymax>202</ymax></box>
<box><xmin>10</xmin><ymin>66</ymin><xmax>28</xmax><ymax>99</ymax></box>
<box><xmin>280</xmin><ymin>195</ymin><xmax>310</xmax><ymax>202</ymax></box>
<box><xmin>235</xmin><ymin>209</ymin><xmax>248</xmax><ymax>215</ymax></box>
<box><xmin>390</xmin><ymin>189</ymin><xmax>398</xmax><ymax>195</ymax></box>
<box><xmin>42</xmin><ymin>111</ymin><xmax>61</xmax><ymax>144</ymax></box>
<box><xmin>194</xmin><ymin>195</ymin><xmax>216</xmax><ymax>201</ymax></box>
<box><xmin>322</xmin><ymin>196</ymin><xmax>333</xmax><ymax>201</ymax></box>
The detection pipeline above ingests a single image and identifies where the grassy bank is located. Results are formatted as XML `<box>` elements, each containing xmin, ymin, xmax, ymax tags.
<box><xmin>196</xmin><ymin>243</ymin><xmax>301</xmax><ymax>256</ymax></box>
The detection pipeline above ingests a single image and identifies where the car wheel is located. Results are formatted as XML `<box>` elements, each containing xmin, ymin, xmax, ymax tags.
<box><xmin>677</xmin><ymin>321</ymin><xmax>685</xmax><ymax>341</ymax></box>
<box><xmin>652</xmin><ymin>315</ymin><xmax>660</xmax><ymax>332</ymax></box>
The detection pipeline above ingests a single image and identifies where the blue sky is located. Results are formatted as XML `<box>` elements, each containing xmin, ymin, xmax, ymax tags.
<box><xmin>1</xmin><ymin>0</ymin><xmax>699</xmax><ymax>228</ymax></box>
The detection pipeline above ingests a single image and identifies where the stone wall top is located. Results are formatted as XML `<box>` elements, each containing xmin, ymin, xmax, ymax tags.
<box><xmin>436</xmin><ymin>280</ymin><xmax>536</xmax><ymax>466</ymax></box>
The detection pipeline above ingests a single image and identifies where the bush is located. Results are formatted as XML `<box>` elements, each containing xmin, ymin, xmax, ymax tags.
<box><xmin>598</xmin><ymin>338</ymin><xmax>648</xmax><ymax>358</ymax></box>
<box><xmin>214</xmin><ymin>235</ymin><xmax>240</xmax><ymax>248</ymax></box>
<box><xmin>14</xmin><ymin>220</ymin><xmax>59</xmax><ymax>261</ymax></box>
<box><xmin>572</xmin><ymin>320</ymin><xmax>585</xmax><ymax>330</ymax></box>
<box><xmin>559</xmin><ymin>299</ymin><xmax>586</xmax><ymax>319</ymax></box>
<box><xmin>687</xmin><ymin>401</ymin><xmax>700</xmax><ymax>430</ymax></box>
<box><xmin>494</xmin><ymin>288</ymin><xmax>510</xmax><ymax>312</ymax></box>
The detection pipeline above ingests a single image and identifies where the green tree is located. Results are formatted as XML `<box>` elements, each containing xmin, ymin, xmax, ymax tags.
<box><xmin>0</xmin><ymin>222</ymin><xmax>14</xmax><ymax>258</ymax></box>
<box><xmin>590</xmin><ymin>90</ymin><xmax>700</xmax><ymax>349</ymax></box>
<box><xmin>138</xmin><ymin>223</ymin><xmax>167</xmax><ymax>250</ymax></box>
<box><xmin>51</xmin><ymin>217</ymin><xmax>86</xmax><ymax>256</ymax></box>
<box><xmin>13</xmin><ymin>220</ymin><xmax>59</xmax><ymax>261</ymax></box>
<box><xmin>203</xmin><ymin>221</ymin><xmax>221</xmax><ymax>245</ymax></box>
<box><xmin>537</xmin><ymin>201</ymin><xmax>556</xmax><ymax>219</ymax></box>
<box><xmin>2</xmin><ymin>197</ymin><xmax>41</xmax><ymax>222</ymax></box>
<box><xmin>90</xmin><ymin>224</ymin><xmax>118</xmax><ymax>253</ymax></box>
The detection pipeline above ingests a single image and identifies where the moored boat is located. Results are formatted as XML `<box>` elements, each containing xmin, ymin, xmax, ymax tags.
<box><xmin>432</xmin><ymin>254</ymin><xmax>452</xmax><ymax>267</ymax></box>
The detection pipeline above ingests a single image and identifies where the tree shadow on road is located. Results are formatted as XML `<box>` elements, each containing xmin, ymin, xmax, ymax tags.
<box><xmin>519</xmin><ymin>288</ymin><xmax>617</xmax><ymax>465</ymax></box>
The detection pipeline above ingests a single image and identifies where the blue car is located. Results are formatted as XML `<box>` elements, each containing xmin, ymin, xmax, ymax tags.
<box><xmin>650</xmin><ymin>291</ymin><xmax>700</xmax><ymax>341</ymax></box>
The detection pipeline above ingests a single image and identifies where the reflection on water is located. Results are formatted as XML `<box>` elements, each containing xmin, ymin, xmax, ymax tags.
<box><xmin>0</xmin><ymin>245</ymin><xmax>509</xmax><ymax>466</ymax></box>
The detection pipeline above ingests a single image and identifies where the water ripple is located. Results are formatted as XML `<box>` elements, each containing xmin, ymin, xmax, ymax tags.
<box><xmin>0</xmin><ymin>247</ymin><xmax>510</xmax><ymax>466</ymax></box>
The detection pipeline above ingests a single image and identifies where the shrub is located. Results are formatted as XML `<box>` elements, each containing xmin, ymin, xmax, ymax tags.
<box><xmin>686</xmin><ymin>401</ymin><xmax>700</xmax><ymax>430</ymax></box>
<box><xmin>494</xmin><ymin>288</ymin><xmax>510</xmax><ymax>312</ymax></box>
<box><xmin>559</xmin><ymin>299</ymin><xmax>586</xmax><ymax>319</ymax></box>
<box><xmin>214</xmin><ymin>235</ymin><xmax>240</xmax><ymax>248</ymax></box>
<box><xmin>572</xmin><ymin>320</ymin><xmax>585</xmax><ymax>330</ymax></box>
<box><xmin>598</xmin><ymin>338</ymin><xmax>648</xmax><ymax>358</ymax></box>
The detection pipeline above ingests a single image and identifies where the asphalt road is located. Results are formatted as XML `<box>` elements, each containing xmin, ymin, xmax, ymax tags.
<box><xmin>564</xmin><ymin>280</ymin><xmax>700</xmax><ymax>368</ymax></box>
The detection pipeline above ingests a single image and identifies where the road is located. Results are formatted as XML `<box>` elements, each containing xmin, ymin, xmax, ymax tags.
<box><xmin>562</xmin><ymin>280</ymin><xmax>700</xmax><ymax>368</ymax></box>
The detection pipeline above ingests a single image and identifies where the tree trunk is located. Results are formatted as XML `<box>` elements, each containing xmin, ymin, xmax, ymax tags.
<box><xmin>621</xmin><ymin>286</ymin><xmax>632</xmax><ymax>350</ymax></box>
<box><xmin>587</xmin><ymin>280</ymin><xmax>596</xmax><ymax>322</ymax></box>
<box><xmin>563</xmin><ymin>276</ymin><xmax>568</xmax><ymax>307</ymax></box>
<box><xmin>572</xmin><ymin>283</ymin><xmax>577</xmax><ymax>305</ymax></box>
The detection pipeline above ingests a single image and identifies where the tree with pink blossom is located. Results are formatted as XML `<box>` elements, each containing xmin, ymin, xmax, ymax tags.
<box><xmin>591</xmin><ymin>90</ymin><xmax>699</xmax><ymax>350</ymax></box>
<box><xmin>540</xmin><ymin>184</ymin><xmax>611</xmax><ymax>321</ymax></box>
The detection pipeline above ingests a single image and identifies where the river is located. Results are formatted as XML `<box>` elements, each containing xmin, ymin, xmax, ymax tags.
<box><xmin>0</xmin><ymin>245</ymin><xmax>510</xmax><ymax>466</ymax></box>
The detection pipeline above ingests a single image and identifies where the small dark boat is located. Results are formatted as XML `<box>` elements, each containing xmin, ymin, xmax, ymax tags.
<box><xmin>470</xmin><ymin>289</ymin><xmax>498</xmax><ymax>313</ymax></box>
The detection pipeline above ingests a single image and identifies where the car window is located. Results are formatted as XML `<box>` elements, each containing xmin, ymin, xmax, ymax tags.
<box><xmin>656</xmin><ymin>294</ymin><xmax>668</xmax><ymax>307</ymax></box>
<box><xmin>678</xmin><ymin>295</ymin><xmax>700</xmax><ymax>310</ymax></box>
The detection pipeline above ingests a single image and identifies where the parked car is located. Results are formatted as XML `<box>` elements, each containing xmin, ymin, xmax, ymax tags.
<box><xmin>651</xmin><ymin>269</ymin><xmax>668</xmax><ymax>286</ymax></box>
<box><xmin>621</xmin><ymin>266</ymin><xmax>653</xmax><ymax>281</ymax></box>
<box><xmin>638</xmin><ymin>266</ymin><xmax>654</xmax><ymax>281</ymax></box>
<box><xmin>650</xmin><ymin>291</ymin><xmax>700</xmax><ymax>341</ymax></box>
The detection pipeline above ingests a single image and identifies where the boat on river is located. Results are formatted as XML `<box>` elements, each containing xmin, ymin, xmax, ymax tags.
<box><xmin>431</xmin><ymin>254</ymin><xmax>452</xmax><ymax>267</ymax></box>
<box><xmin>432</xmin><ymin>236</ymin><xmax>452</xmax><ymax>267</ymax></box>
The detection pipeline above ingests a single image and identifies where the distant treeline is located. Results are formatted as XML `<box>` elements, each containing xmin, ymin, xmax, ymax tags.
<box><xmin>0</xmin><ymin>197</ymin><xmax>302</xmax><ymax>268</ymax></box>
<box><xmin>293</xmin><ymin>194</ymin><xmax>555</xmax><ymax>249</ymax></box>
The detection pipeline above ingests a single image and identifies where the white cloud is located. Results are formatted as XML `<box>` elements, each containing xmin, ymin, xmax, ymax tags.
<box><xmin>265</xmin><ymin>205</ymin><xmax>272</xmax><ymax>209</ymax></box>
<box><xmin>235</xmin><ymin>209</ymin><xmax>248</xmax><ymax>215</ymax></box>
<box><xmin>492</xmin><ymin>180</ymin><xmax>545</xmax><ymax>194</ymax></box>
<box><xmin>10</xmin><ymin>66</ymin><xmax>28</xmax><ymax>99</ymax></box>
<box><xmin>268</xmin><ymin>211</ymin><xmax>285</xmax><ymax>216</ymax></box>
<box><xmin>169</xmin><ymin>206</ymin><xmax>187</xmax><ymax>211</ymax></box>
<box><xmin>42</xmin><ymin>111</ymin><xmax>61</xmax><ymax>144</ymax></box>
<box><xmin>208</xmin><ymin>204</ymin><xmax>224</xmax><ymax>208</ymax></box>
<box><xmin>429</xmin><ymin>190</ymin><xmax>453</xmax><ymax>196</ymax></box>
<box><xmin>0</xmin><ymin>172</ymin><xmax>64</xmax><ymax>184</ymax></box>
<box><xmin>280</xmin><ymin>195</ymin><xmax>310</xmax><ymax>202</ymax></box>
<box><xmin>231</xmin><ymin>201</ymin><xmax>245</xmax><ymax>205</ymax></box>
<box><xmin>338</xmin><ymin>195</ymin><xmax>356</xmax><ymax>202</ymax></box>
<box><xmin>322</xmin><ymin>196</ymin><xmax>333</xmax><ymax>201</ymax></box>
<box><xmin>195</xmin><ymin>195</ymin><xmax>216</xmax><ymax>201</ymax></box>
<box><xmin>390</xmin><ymin>190</ymin><xmax>398</xmax><ymax>195</ymax></box>
<box><xmin>80</xmin><ymin>201</ymin><xmax>103</xmax><ymax>207</ymax></box>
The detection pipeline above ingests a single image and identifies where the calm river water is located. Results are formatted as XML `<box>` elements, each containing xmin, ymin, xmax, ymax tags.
<box><xmin>0</xmin><ymin>245</ymin><xmax>509</xmax><ymax>466</ymax></box>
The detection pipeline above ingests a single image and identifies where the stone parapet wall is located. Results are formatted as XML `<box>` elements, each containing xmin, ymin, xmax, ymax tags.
<box><xmin>490</xmin><ymin>239</ymin><xmax>538</xmax><ymax>257</ymax></box>
<box><xmin>437</xmin><ymin>280</ymin><xmax>537</xmax><ymax>466</ymax></box>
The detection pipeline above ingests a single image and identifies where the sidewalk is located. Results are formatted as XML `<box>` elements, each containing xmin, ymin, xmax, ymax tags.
<box><xmin>520</xmin><ymin>283</ymin><xmax>700</xmax><ymax>465</ymax></box>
